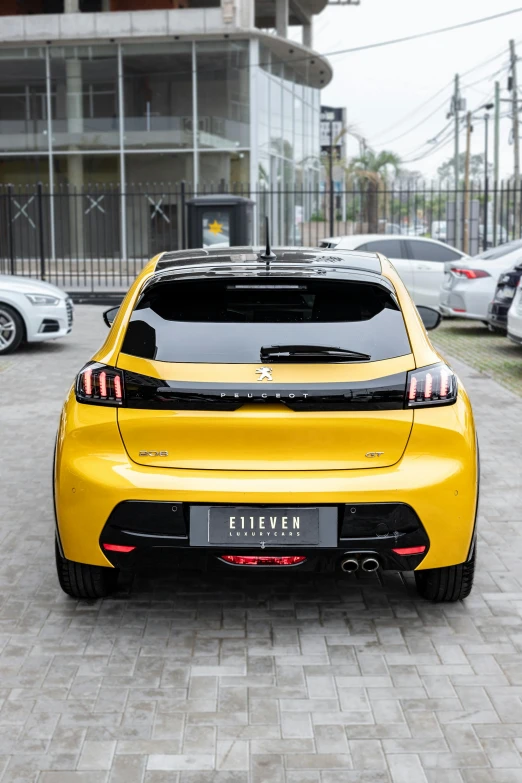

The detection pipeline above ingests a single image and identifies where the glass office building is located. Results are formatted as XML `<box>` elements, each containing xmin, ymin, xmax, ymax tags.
<box><xmin>0</xmin><ymin>4</ymin><xmax>330</xmax><ymax>252</ymax></box>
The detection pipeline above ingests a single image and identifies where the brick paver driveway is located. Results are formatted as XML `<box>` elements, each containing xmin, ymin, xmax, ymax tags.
<box><xmin>1</xmin><ymin>305</ymin><xmax>522</xmax><ymax>783</ymax></box>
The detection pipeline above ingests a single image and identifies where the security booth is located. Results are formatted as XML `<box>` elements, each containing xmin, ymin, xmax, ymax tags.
<box><xmin>186</xmin><ymin>194</ymin><xmax>254</xmax><ymax>249</ymax></box>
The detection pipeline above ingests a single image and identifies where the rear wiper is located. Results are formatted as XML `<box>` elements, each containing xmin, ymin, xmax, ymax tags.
<box><xmin>260</xmin><ymin>344</ymin><xmax>371</xmax><ymax>362</ymax></box>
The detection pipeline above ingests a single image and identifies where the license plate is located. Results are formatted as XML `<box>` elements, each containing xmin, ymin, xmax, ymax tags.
<box><xmin>499</xmin><ymin>286</ymin><xmax>516</xmax><ymax>300</ymax></box>
<box><xmin>208</xmin><ymin>507</ymin><xmax>320</xmax><ymax>546</ymax></box>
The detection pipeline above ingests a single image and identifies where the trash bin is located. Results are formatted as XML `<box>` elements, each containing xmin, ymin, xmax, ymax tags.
<box><xmin>186</xmin><ymin>194</ymin><xmax>254</xmax><ymax>249</ymax></box>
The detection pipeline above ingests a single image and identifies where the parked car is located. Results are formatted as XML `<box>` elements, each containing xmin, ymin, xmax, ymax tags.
<box><xmin>0</xmin><ymin>275</ymin><xmax>73</xmax><ymax>355</ymax></box>
<box><xmin>440</xmin><ymin>238</ymin><xmax>522</xmax><ymax>323</ymax></box>
<box><xmin>507</xmin><ymin>278</ymin><xmax>522</xmax><ymax>345</ymax></box>
<box><xmin>54</xmin><ymin>245</ymin><xmax>478</xmax><ymax>602</ymax></box>
<box><xmin>319</xmin><ymin>234</ymin><xmax>467</xmax><ymax>309</ymax></box>
<box><xmin>487</xmin><ymin>261</ymin><xmax>522</xmax><ymax>332</ymax></box>
<box><xmin>431</xmin><ymin>221</ymin><xmax>447</xmax><ymax>242</ymax></box>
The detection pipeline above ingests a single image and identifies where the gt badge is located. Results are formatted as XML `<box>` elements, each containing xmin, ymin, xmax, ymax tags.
<box><xmin>256</xmin><ymin>367</ymin><xmax>273</xmax><ymax>382</ymax></box>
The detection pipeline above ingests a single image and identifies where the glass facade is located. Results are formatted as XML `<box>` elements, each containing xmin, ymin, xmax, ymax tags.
<box><xmin>124</xmin><ymin>43</ymin><xmax>193</xmax><ymax>150</ymax></box>
<box><xmin>0</xmin><ymin>38</ymin><xmax>321</xmax><ymax>250</ymax></box>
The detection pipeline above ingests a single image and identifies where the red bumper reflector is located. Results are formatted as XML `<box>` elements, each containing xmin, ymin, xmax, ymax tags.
<box><xmin>453</xmin><ymin>308</ymin><xmax>467</xmax><ymax>313</ymax></box>
<box><xmin>392</xmin><ymin>546</ymin><xmax>426</xmax><ymax>556</ymax></box>
<box><xmin>221</xmin><ymin>555</ymin><xmax>306</xmax><ymax>566</ymax></box>
<box><xmin>103</xmin><ymin>544</ymin><xmax>136</xmax><ymax>553</ymax></box>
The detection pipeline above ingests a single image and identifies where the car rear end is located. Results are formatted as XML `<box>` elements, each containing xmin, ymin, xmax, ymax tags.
<box><xmin>507</xmin><ymin>276</ymin><xmax>522</xmax><ymax>345</ymax></box>
<box><xmin>440</xmin><ymin>262</ymin><xmax>496</xmax><ymax>320</ymax></box>
<box><xmin>488</xmin><ymin>263</ymin><xmax>522</xmax><ymax>332</ymax></box>
<box><xmin>441</xmin><ymin>240</ymin><xmax>522</xmax><ymax>321</ymax></box>
<box><xmin>55</xmin><ymin>249</ymin><xmax>478</xmax><ymax>585</ymax></box>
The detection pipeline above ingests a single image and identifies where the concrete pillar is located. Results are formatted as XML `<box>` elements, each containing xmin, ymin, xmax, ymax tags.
<box><xmin>303</xmin><ymin>20</ymin><xmax>312</xmax><ymax>48</ymax></box>
<box><xmin>237</xmin><ymin>0</ymin><xmax>254</xmax><ymax>28</ymax></box>
<box><xmin>64</xmin><ymin>0</ymin><xmax>80</xmax><ymax>12</ymax></box>
<box><xmin>66</xmin><ymin>57</ymin><xmax>84</xmax><ymax>257</ymax></box>
<box><xmin>276</xmin><ymin>0</ymin><xmax>288</xmax><ymax>39</ymax></box>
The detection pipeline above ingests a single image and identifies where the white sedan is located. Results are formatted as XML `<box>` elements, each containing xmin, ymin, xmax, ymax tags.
<box><xmin>440</xmin><ymin>239</ymin><xmax>522</xmax><ymax>322</ymax></box>
<box><xmin>0</xmin><ymin>275</ymin><xmax>73</xmax><ymax>355</ymax></box>
<box><xmin>320</xmin><ymin>234</ymin><xmax>467</xmax><ymax>309</ymax></box>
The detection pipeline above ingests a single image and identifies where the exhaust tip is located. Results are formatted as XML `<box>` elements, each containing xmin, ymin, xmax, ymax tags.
<box><xmin>361</xmin><ymin>557</ymin><xmax>380</xmax><ymax>572</ymax></box>
<box><xmin>340</xmin><ymin>557</ymin><xmax>359</xmax><ymax>573</ymax></box>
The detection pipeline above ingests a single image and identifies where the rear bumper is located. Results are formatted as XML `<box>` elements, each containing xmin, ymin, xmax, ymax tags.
<box><xmin>55</xmin><ymin>391</ymin><xmax>478</xmax><ymax>572</ymax></box>
<box><xmin>98</xmin><ymin>500</ymin><xmax>430</xmax><ymax>573</ymax></box>
<box><xmin>487</xmin><ymin>300</ymin><xmax>511</xmax><ymax>330</ymax></box>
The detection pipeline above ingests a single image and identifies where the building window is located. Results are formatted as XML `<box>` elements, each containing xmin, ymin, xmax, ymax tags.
<box><xmin>0</xmin><ymin>52</ymin><xmax>47</xmax><ymax>153</ymax></box>
<box><xmin>196</xmin><ymin>41</ymin><xmax>249</xmax><ymax>150</ymax></box>
<box><xmin>49</xmin><ymin>45</ymin><xmax>119</xmax><ymax>153</ymax></box>
<box><xmin>123</xmin><ymin>43</ymin><xmax>193</xmax><ymax>150</ymax></box>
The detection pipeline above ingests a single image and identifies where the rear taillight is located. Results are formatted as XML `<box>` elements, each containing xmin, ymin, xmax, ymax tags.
<box><xmin>76</xmin><ymin>362</ymin><xmax>124</xmax><ymax>406</ymax></box>
<box><xmin>103</xmin><ymin>543</ymin><xmax>135</xmax><ymax>553</ymax></box>
<box><xmin>406</xmin><ymin>363</ymin><xmax>457</xmax><ymax>408</ymax></box>
<box><xmin>392</xmin><ymin>545</ymin><xmax>426</xmax><ymax>555</ymax></box>
<box><xmin>451</xmin><ymin>267</ymin><xmax>490</xmax><ymax>279</ymax></box>
<box><xmin>221</xmin><ymin>555</ymin><xmax>306</xmax><ymax>566</ymax></box>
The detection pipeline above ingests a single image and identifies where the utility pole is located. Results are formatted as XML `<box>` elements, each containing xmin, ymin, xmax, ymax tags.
<box><xmin>453</xmin><ymin>74</ymin><xmax>462</xmax><ymax>249</ymax></box>
<box><xmin>510</xmin><ymin>39</ymin><xmax>520</xmax><ymax>237</ymax></box>
<box><xmin>329</xmin><ymin>117</ymin><xmax>335</xmax><ymax>237</ymax></box>
<box><xmin>463</xmin><ymin>111</ymin><xmax>472</xmax><ymax>255</ymax></box>
<box><xmin>483</xmin><ymin>112</ymin><xmax>490</xmax><ymax>251</ymax></box>
<box><xmin>494</xmin><ymin>80</ymin><xmax>500</xmax><ymax>245</ymax></box>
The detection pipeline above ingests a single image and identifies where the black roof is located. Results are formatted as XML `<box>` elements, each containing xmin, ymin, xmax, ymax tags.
<box><xmin>156</xmin><ymin>247</ymin><xmax>382</xmax><ymax>275</ymax></box>
<box><xmin>185</xmin><ymin>194</ymin><xmax>255</xmax><ymax>206</ymax></box>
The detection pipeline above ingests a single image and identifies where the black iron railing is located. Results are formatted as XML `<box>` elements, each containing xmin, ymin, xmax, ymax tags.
<box><xmin>1</xmin><ymin>180</ymin><xmax>521</xmax><ymax>292</ymax></box>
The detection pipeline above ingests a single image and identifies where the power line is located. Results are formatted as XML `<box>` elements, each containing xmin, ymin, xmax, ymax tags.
<box><xmin>369</xmin><ymin>46</ymin><xmax>516</xmax><ymax>146</ymax></box>
<box><xmin>369</xmin><ymin>83</ymin><xmax>453</xmax><ymax>142</ymax></box>
<box><xmin>327</xmin><ymin>8</ymin><xmax>522</xmax><ymax>63</ymax></box>
<box><xmin>402</xmin><ymin>91</ymin><xmax>498</xmax><ymax>165</ymax></box>
<box><xmin>375</xmin><ymin>96</ymin><xmax>453</xmax><ymax>146</ymax></box>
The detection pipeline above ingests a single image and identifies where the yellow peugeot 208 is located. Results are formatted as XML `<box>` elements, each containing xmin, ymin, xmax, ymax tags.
<box><xmin>54</xmin><ymin>246</ymin><xmax>478</xmax><ymax>601</ymax></box>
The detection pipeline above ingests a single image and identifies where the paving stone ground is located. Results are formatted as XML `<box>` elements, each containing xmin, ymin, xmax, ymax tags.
<box><xmin>0</xmin><ymin>305</ymin><xmax>522</xmax><ymax>783</ymax></box>
<box><xmin>432</xmin><ymin>319</ymin><xmax>522</xmax><ymax>398</ymax></box>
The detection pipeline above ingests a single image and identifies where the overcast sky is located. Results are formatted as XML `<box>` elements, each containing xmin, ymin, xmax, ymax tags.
<box><xmin>309</xmin><ymin>0</ymin><xmax>521</xmax><ymax>179</ymax></box>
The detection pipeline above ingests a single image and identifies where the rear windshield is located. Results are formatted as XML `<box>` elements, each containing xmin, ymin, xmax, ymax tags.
<box><xmin>475</xmin><ymin>238</ymin><xmax>522</xmax><ymax>261</ymax></box>
<box><xmin>121</xmin><ymin>277</ymin><xmax>411</xmax><ymax>363</ymax></box>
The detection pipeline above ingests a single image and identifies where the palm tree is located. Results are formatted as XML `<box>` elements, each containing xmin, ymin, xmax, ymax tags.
<box><xmin>347</xmin><ymin>149</ymin><xmax>401</xmax><ymax>233</ymax></box>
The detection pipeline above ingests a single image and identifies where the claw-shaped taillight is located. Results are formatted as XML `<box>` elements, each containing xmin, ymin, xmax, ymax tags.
<box><xmin>406</xmin><ymin>363</ymin><xmax>457</xmax><ymax>408</ymax></box>
<box><xmin>76</xmin><ymin>362</ymin><xmax>124</xmax><ymax>406</ymax></box>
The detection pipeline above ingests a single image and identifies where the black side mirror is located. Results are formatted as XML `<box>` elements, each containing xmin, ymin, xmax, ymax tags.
<box><xmin>103</xmin><ymin>306</ymin><xmax>119</xmax><ymax>328</ymax></box>
<box><xmin>417</xmin><ymin>305</ymin><xmax>442</xmax><ymax>331</ymax></box>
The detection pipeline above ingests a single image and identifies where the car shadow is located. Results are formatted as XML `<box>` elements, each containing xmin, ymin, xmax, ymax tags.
<box><xmin>115</xmin><ymin>566</ymin><xmax>419</xmax><ymax>606</ymax></box>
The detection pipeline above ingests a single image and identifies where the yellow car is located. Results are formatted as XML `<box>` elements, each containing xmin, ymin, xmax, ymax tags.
<box><xmin>54</xmin><ymin>246</ymin><xmax>478</xmax><ymax>601</ymax></box>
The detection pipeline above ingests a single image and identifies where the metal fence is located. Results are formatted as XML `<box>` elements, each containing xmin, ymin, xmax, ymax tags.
<box><xmin>1</xmin><ymin>180</ymin><xmax>521</xmax><ymax>293</ymax></box>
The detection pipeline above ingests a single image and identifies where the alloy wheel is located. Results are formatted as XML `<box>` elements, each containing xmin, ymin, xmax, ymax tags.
<box><xmin>0</xmin><ymin>308</ymin><xmax>16</xmax><ymax>351</ymax></box>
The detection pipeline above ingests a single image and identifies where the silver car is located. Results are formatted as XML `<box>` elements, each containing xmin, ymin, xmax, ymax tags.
<box><xmin>440</xmin><ymin>239</ymin><xmax>522</xmax><ymax>322</ymax></box>
<box><xmin>320</xmin><ymin>234</ymin><xmax>467</xmax><ymax>310</ymax></box>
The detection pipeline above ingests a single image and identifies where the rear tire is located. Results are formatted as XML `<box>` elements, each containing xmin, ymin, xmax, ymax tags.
<box><xmin>55</xmin><ymin>540</ymin><xmax>119</xmax><ymax>599</ymax></box>
<box><xmin>0</xmin><ymin>303</ymin><xmax>24</xmax><ymax>355</ymax></box>
<box><xmin>414</xmin><ymin>545</ymin><xmax>475</xmax><ymax>602</ymax></box>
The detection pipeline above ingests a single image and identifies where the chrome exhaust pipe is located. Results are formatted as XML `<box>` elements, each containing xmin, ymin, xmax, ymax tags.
<box><xmin>340</xmin><ymin>557</ymin><xmax>359</xmax><ymax>573</ymax></box>
<box><xmin>361</xmin><ymin>557</ymin><xmax>380</xmax><ymax>572</ymax></box>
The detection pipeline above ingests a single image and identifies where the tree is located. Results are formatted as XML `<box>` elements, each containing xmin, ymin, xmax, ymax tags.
<box><xmin>347</xmin><ymin>149</ymin><xmax>402</xmax><ymax>232</ymax></box>
<box><xmin>437</xmin><ymin>152</ymin><xmax>492</xmax><ymax>185</ymax></box>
